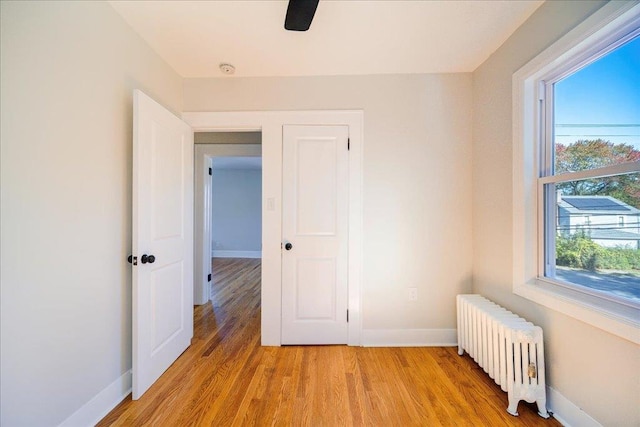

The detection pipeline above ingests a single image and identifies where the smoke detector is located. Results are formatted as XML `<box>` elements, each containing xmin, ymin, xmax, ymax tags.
<box><xmin>219</xmin><ymin>63</ymin><xmax>235</xmax><ymax>75</ymax></box>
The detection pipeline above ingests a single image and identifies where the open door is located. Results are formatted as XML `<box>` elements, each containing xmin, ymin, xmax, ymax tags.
<box><xmin>132</xmin><ymin>90</ymin><xmax>193</xmax><ymax>399</ymax></box>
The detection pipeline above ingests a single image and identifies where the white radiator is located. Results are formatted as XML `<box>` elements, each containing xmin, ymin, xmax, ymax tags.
<box><xmin>456</xmin><ymin>294</ymin><xmax>549</xmax><ymax>418</ymax></box>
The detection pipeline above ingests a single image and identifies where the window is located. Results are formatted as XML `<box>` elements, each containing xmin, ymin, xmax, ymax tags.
<box><xmin>513</xmin><ymin>2</ymin><xmax>640</xmax><ymax>342</ymax></box>
<box><xmin>541</xmin><ymin>36</ymin><xmax>640</xmax><ymax>305</ymax></box>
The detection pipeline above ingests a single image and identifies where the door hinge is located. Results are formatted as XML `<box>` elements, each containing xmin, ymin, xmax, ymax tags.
<box><xmin>209</xmin><ymin>167</ymin><xmax>212</xmax><ymax>176</ymax></box>
<box><xmin>348</xmin><ymin>138</ymin><xmax>350</xmax><ymax>151</ymax></box>
<box><xmin>347</xmin><ymin>309</ymin><xmax>349</xmax><ymax>322</ymax></box>
<box><xmin>207</xmin><ymin>273</ymin><xmax>212</xmax><ymax>282</ymax></box>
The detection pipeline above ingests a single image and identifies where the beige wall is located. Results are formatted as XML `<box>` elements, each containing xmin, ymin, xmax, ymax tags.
<box><xmin>472</xmin><ymin>1</ymin><xmax>639</xmax><ymax>425</ymax></box>
<box><xmin>185</xmin><ymin>74</ymin><xmax>474</xmax><ymax>333</ymax></box>
<box><xmin>0</xmin><ymin>2</ymin><xmax>182</xmax><ymax>425</ymax></box>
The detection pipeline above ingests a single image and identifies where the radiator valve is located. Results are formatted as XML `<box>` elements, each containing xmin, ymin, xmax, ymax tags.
<box><xmin>528</xmin><ymin>363</ymin><xmax>537</xmax><ymax>378</ymax></box>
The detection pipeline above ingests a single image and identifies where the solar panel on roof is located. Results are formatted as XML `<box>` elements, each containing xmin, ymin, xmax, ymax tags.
<box><xmin>564</xmin><ymin>197</ymin><xmax>630</xmax><ymax>211</ymax></box>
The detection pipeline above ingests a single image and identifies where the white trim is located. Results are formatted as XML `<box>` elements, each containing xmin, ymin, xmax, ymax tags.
<box><xmin>514</xmin><ymin>281</ymin><xmax>640</xmax><ymax>343</ymax></box>
<box><xmin>512</xmin><ymin>1</ymin><xmax>640</xmax><ymax>344</ymax></box>
<box><xmin>194</xmin><ymin>143</ymin><xmax>262</xmax><ymax>305</ymax></box>
<box><xmin>58</xmin><ymin>371</ymin><xmax>132</xmax><ymax>427</ymax></box>
<box><xmin>212</xmin><ymin>250</ymin><xmax>262</xmax><ymax>258</ymax></box>
<box><xmin>183</xmin><ymin>110</ymin><xmax>364</xmax><ymax>347</ymax></box>
<box><xmin>538</xmin><ymin>161</ymin><xmax>639</xmax><ymax>184</ymax></box>
<box><xmin>547</xmin><ymin>386</ymin><xmax>602</xmax><ymax>427</ymax></box>
<box><xmin>512</xmin><ymin>2</ymin><xmax>639</xmax><ymax>85</ymax></box>
<box><xmin>361</xmin><ymin>329</ymin><xmax>457</xmax><ymax>347</ymax></box>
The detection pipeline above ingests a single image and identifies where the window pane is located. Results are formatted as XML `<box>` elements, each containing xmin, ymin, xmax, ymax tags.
<box><xmin>547</xmin><ymin>173</ymin><xmax>640</xmax><ymax>303</ymax></box>
<box><xmin>553</xmin><ymin>36</ymin><xmax>640</xmax><ymax>174</ymax></box>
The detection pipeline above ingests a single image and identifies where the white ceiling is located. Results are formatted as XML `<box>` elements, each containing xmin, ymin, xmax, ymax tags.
<box><xmin>108</xmin><ymin>0</ymin><xmax>543</xmax><ymax>78</ymax></box>
<box><xmin>212</xmin><ymin>157</ymin><xmax>262</xmax><ymax>170</ymax></box>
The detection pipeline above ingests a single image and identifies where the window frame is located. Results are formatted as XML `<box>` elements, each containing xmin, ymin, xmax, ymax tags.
<box><xmin>512</xmin><ymin>2</ymin><xmax>640</xmax><ymax>344</ymax></box>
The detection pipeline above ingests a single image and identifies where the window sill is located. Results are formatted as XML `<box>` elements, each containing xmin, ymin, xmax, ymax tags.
<box><xmin>514</xmin><ymin>279</ymin><xmax>640</xmax><ymax>344</ymax></box>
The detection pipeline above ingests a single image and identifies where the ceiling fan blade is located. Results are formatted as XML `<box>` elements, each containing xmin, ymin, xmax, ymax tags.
<box><xmin>284</xmin><ymin>0</ymin><xmax>319</xmax><ymax>31</ymax></box>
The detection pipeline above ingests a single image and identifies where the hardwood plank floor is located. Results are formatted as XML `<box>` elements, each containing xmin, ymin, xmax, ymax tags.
<box><xmin>99</xmin><ymin>258</ymin><xmax>560</xmax><ymax>426</ymax></box>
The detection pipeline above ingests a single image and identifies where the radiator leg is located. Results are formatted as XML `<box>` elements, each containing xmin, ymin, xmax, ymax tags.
<box><xmin>536</xmin><ymin>398</ymin><xmax>550</xmax><ymax>419</ymax></box>
<box><xmin>457</xmin><ymin>346</ymin><xmax>464</xmax><ymax>356</ymax></box>
<box><xmin>506</xmin><ymin>395</ymin><xmax>519</xmax><ymax>417</ymax></box>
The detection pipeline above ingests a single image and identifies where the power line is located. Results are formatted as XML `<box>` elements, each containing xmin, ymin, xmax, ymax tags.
<box><xmin>557</xmin><ymin>224</ymin><xmax>640</xmax><ymax>230</ymax></box>
<box><xmin>555</xmin><ymin>135</ymin><xmax>640</xmax><ymax>137</ymax></box>
<box><xmin>559</xmin><ymin>212</ymin><xmax>640</xmax><ymax>216</ymax></box>
<box><xmin>555</xmin><ymin>124</ymin><xmax>640</xmax><ymax>128</ymax></box>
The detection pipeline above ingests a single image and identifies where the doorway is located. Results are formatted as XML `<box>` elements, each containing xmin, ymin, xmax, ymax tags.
<box><xmin>210</xmin><ymin>156</ymin><xmax>262</xmax><ymax>315</ymax></box>
<box><xmin>132</xmin><ymin>99</ymin><xmax>363</xmax><ymax>403</ymax></box>
<box><xmin>193</xmin><ymin>133</ymin><xmax>262</xmax><ymax>307</ymax></box>
<box><xmin>184</xmin><ymin>110</ymin><xmax>364</xmax><ymax>346</ymax></box>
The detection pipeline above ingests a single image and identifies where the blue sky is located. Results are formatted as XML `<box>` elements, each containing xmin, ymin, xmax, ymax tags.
<box><xmin>554</xmin><ymin>35</ymin><xmax>640</xmax><ymax>149</ymax></box>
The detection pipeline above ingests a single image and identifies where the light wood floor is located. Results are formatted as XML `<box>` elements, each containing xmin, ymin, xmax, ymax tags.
<box><xmin>99</xmin><ymin>258</ymin><xmax>559</xmax><ymax>426</ymax></box>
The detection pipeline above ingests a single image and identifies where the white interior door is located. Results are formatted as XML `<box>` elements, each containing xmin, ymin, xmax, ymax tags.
<box><xmin>132</xmin><ymin>90</ymin><xmax>193</xmax><ymax>399</ymax></box>
<box><xmin>282</xmin><ymin>125</ymin><xmax>349</xmax><ymax>344</ymax></box>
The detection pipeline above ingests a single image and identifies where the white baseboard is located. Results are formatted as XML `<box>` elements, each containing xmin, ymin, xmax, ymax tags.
<box><xmin>361</xmin><ymin>329</ymin><xmax>457</xmax><ymax>347</ymax></box>
<box><xmin>58</xmin><ymin>370</ymin><xmax>131</xmax><ymax>427</ymax></box>
<box><xmin>547</xmin><ymin>386</ymin><xmax>602</xmax><ymax>427</ymax></box>
<box><xmin>212</xmin><ymin>250</ymin><xmax>262</xmax><ymax>259</ymax></box>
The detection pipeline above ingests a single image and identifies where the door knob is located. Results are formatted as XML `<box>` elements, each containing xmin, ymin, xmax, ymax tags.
<box><xmin>285</xmin><ymin>243</ymin><xmax>293</xmax><ymax>251</ymax></box>
<box><xmin>141</xmin><ymin>254</ymin><xmax>156</xmax><ymax>264</ymax></box>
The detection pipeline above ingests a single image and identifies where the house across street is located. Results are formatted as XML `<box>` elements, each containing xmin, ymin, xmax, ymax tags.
<box><xmin>558</xmin><ymin>195</ymin><xmax>640</xmax><ymax>249</ymax></box>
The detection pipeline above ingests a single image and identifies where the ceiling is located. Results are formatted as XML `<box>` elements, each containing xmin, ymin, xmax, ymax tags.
<box><xmin>108</xmin><ymin>0</ymin><xmax>544</xmax><ymax>78</ymax></box>
<box><xmin>212</xmin><ymin>157</ymin><xmax>262</xmax><ymax>170</ymax></box>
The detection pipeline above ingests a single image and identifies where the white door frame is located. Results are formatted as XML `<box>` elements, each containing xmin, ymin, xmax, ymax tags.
<box><xmin>183</xmin><ymin>110</ymin><xmax>363</xmax><ymax>346</ymax></box>
<box><xmin>194</xmin><ymin>143</ymin><xmax>262</xmax><ymax>306</ymax></box>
